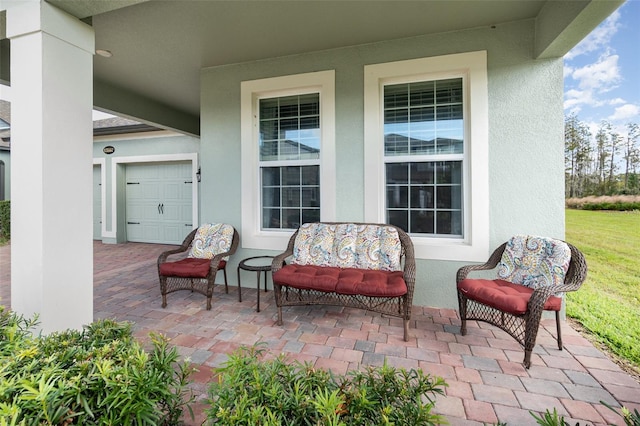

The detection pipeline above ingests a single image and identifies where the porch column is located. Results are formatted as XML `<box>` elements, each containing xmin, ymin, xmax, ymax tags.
<box><xmin>5</xmin><ymin>0</ymin><xmax>94</xmax><ymax>332</ymax></box>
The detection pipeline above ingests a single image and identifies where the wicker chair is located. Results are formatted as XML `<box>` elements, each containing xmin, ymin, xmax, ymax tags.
<box><xmin>456</xmin><ymin>235</ymin><xmax>587</xmax><ymax>368</ymax></box>
<box><xmin>157</xmin><ymin>223</ymin><xmax>239</xmax><ymax>310</ymax></box>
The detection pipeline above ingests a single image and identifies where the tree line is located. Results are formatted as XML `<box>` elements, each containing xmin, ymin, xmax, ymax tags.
<box><xmin>565</xmin><ymin>113</ymin><xmax>640</xmax><ymax>198</ymax></box>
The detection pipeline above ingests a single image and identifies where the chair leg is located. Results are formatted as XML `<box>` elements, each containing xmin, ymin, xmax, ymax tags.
<box><xmin>458</xmin><ymin>292</ymin><xmax>468</xmax><ymax>335</ymax></box>
<box><xmin>162</xmin><ymin>294</ymin><xmax>167</xmax><ymax>308</ymax></box>
<box><xmin>556</xmin><ymin>310</ymin><xmax>563</xmax><ymax>350</ymax></box>
<box><xmin>403</xmin><ymin>319</ymin><xmax>409</xmax><ymax>342</ymax></box>
<box><xmin>523</xmin><ymin>350</ymin><xmax>532</xmax><ymax>369</ymax></box>
<box><xmin>223</xmin><ymin>266</ymin><xmax>229</xmax><ymax>294</ymax></box>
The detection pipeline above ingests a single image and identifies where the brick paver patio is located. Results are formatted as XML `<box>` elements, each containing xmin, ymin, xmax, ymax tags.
<box><xmin>1</xmin><ymin>241</ymin><xmax>638</xmax><ymax>425</ymax></box>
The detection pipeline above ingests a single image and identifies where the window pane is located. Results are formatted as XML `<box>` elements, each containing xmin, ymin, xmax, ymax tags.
<box><xmin>410</xmin><ymin>162</ymin><xmax>434</xmax><ymax>184</ymax></box>
<box><xmin>260</xmin><ymin>99</ymin><xmax>279</xmax><ymax>119</ymax></box>
<box><xmin>302</xmin><ymin>187</ymin><xmax>320</xmax><ymax>207</ymax></box>
<box><xmin>410</xmin><ymin>186</ymin><xmax>434</xmax><ymax>209</ymax></box>
<box><xmin>436</xmin><ymin>79</ymin><xmax>463</xmax><ymax>103</ymax></box>
<box><xmin>301</xmin><ymin>166</ymin><xmax>319</xmax><ymax>185</ymax></box>
<box><xmin>282</xmin><ymin>167</ymin><xmax>300</xmax><ymax>185</ymax></box>
<box><xmin>409</xmin><ymin>81</ymin><xmax>435</xmax><ymax>106</ymax></box>
<box><xmin>262</xmin><ymin>167</ymin><xmax>280</xmax><ymax>186</ymax></box>
<box><xmin>432</xmin><ymin>206</ymin><xmax>463</xmax><ymax>236</ymax></box>
<box><xmin>388</xmin><ymin>210</ymin><xmax>408</xmax><ymax>232</ymax></box>
<box><xmin>263</xmin><ymin>208</ymin><xmax>280</xmax><ymax>229</ymax></box>
<box><xmin>283</xmin><ymin>209</ymin><xmax>301</xmax><ymax>229</ymax></box>
<box><xmin>384</xmin><ymin>84</ymin><xmax>408</xmax><ymax>109</ymax></box>
<box><xmin>410</xmin><ymin>210</ymin><xmax>434</xmax><ymax>234</ymax></box>
<box><xmin>302</xmin><ymin>209</ymin><xmax>320</xmax><ymax>225</ymax></box>
<box><xmin>386</xmin><ymin>163</ymin><xmax>408</xmax><ymax>183</ymax></box>
<box><xmin>386</xmin><ymin>186</ymin><xmax>408</xmax><ymax>208</ymax></box>
<box><xmin>262</xmin><ymin>187</ymin><xmax>280</xmax><ymax>207</ymax></box>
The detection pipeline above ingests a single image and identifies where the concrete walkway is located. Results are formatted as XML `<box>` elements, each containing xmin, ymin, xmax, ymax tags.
<box><xmin>0</xmin><ymin>241</ymin><xmax>638</xmax><ymax>425</ymax></box>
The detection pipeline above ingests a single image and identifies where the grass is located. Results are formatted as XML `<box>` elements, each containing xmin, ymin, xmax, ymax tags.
<box><xmin>565</xmin><ymin>208</ymin><xmax>640</xmax><ymax>374</ymax></box>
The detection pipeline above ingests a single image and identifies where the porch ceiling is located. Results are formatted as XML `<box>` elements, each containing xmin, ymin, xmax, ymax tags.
<box><xmin>1</xmin><ymin>1</ymin><xmax>625</xmax><ymax>135</ymax></box>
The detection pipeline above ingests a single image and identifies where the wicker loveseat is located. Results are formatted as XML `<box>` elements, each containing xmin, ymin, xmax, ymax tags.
<box><xmin>271</xmin><ymin>222</ymin><xmax>416</xmax><ymax>341</ymax></box>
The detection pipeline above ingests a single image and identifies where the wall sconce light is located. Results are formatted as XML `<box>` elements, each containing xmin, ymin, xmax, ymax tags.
<box><xmin>196</xmin><ymin>167</ymin><xmax>201</xmax><ymax>182</ymax></box>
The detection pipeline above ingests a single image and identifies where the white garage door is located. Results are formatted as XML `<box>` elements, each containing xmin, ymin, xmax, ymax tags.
<box><xmin>125</xmin><ymin>162</ymin><xmax>193</xmax><ymax>244</ymax></box>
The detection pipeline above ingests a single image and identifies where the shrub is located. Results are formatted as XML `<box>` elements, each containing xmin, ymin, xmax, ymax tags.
<box><xmin>566</xmin><ymin>195</ymin><xmax>640</xmax><ymax>211</ymax></box>
<box><xmin>530</xmin><ymin>403</ymin><xmax>640</xmax><ymax>426</ymax></box>
<box><xmin>0</xmin><ymin>200</ymin><xmax>8</xmax><ymax>241</ymax></box>
<box><xmin>206</xmin><ymin>344</ymin><xmax>448</xmax><ymax>425</ymax></box>
<box><xmin>0</xmin><ymin>307</ymin><xmax>195</xmax><ymax>425</ymax></box>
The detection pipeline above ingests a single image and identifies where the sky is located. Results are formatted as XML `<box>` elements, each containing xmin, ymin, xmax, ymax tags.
<box><xmin>563</xmin><ymin>0</ymin><xmax>640</xmax><ymax>138</ymax></box>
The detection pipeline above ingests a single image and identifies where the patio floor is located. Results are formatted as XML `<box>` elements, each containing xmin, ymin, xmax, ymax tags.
<box><xmin>0</xmin><ymin>241</ymin><xmax>638</xmax><ymax>425</ymax></box>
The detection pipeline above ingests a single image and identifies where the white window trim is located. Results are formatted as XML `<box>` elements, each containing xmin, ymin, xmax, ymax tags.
<box><xmin>241</xmin><ymin>70</ymin><xmax>336</xmax><ymax>250</ymax></box>
<box><xmin>364</xmin><ymin>51</ymin><xmax>489</xmax><ymax>261</ymax></box>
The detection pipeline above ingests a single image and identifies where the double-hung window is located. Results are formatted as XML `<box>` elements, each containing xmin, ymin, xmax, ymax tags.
<box><xmin>259</xmin><ymin>94</ymin><xmax>321</xmax><ymax>230</ymax></box>
<box><xmin>384</xmin><ymin>79</ymin><xmax>464</xmax><ymax>236</ymax></box>
<box><xmin>241</xmin><ymin>71</ymin><xmax>336</xmax><ymax>250</ymax></box>
<box><xmin>364</xmin><ymin>52</ymin><xmax>489</xmax><ymax>261</ymax></box>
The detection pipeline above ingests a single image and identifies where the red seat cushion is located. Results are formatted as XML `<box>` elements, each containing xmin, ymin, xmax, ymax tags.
<box><xmin>159</xmin><ymin>258</ymin><xmax>226</xmax><ymax>278</ymax></box>
<box><xmin>457</xmin><ymin>278</ymin><xmax>562</xmax><ymax>315</ymax></box>
<box><xmin>273</xmin><ymin>264</ymin><xmax>407</xmax><ymax>297</ymax></box>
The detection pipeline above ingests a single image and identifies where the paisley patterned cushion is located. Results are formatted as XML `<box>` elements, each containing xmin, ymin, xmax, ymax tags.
<box><xmin>355</xmin><ymin>224</ymin><xmax>402</xmax><ymax>271</ymax></box>
<box><xmin>497</xmin><ymin>235</ymin><xmax>571</xmax><ymax>289</ymax></box>
<box><xmin>291</xmin><ymin>223</ymin><xmax>402</xmax><ymax>271</ymax></box>
<box><xmin>188</xmin><ymin>223</ymin><xmax>234</xmax><ymax>261</ymax></box>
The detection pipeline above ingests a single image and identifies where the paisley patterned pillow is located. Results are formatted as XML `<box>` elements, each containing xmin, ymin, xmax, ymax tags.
<box><xmin>331</xmin><ymin>224</ymin><xmax>358</xmax><ymax>268</ymax></box>
<box><xmin>355</xmin><ymin>225</ymin><xmax>402</xmax><ymax>271</ymax></box>
<box><xmin>292</xmin><ymin>223</ymin><xmax>334</xmax><ymax>267</ymax></box>
<box><xmin>497</xmin><ymin>234</ymin><xmax>571</xmax><ymax>289</ymax></box>
<box><xmin>188</xmin><ymin>223</ymin><xmax>234</xmax><ymax>261</ymax></box>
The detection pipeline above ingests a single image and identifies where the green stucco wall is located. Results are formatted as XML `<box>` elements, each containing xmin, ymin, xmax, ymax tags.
<box><xmin>200</xmin><ymin>19</ymin><xmax>566</xmax><ymax>309</ymax></box>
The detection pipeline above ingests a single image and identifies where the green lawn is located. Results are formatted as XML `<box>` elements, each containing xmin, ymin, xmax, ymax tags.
<box><xmin>565</xmin><ymin>209</ymin><xmax>640</xmax><ymax>370</ymax></box>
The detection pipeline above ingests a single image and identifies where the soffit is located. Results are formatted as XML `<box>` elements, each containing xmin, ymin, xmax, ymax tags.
<box><xmin>48</xmin><ymin>0</ymin><xmax>548</xmax><ymax>117</ymax></box>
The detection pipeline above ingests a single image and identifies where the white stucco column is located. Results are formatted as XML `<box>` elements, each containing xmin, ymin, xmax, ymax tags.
<box><xmin>6</xmin><ymin>0</ymin><xmax>94</xmax><ymax>332</ymax></box>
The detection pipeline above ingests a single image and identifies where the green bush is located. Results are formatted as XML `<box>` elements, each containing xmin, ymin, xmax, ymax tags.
<box><xmin>0</xmin><ymin>200</ymin><xmax>9</xmax><ymax>241</ymax></box>
<box><xmin>0</xmin><ymin>307</ymin><xmax>195</xmax><ymax>425</ymax></box>
<box><xmin>531</xmin><ymin>404</ymin><xmax>640</xmax><ymax>426</ymax></box>
<box><xmin>206</xmin><ymin>344</ymin><xmax>448</xmax><ymax>425</ymax></box>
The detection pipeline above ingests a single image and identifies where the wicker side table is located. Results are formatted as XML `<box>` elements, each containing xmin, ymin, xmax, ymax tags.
<box><xmin>236</xmin><ymin>256</ymin><xmax>273</xmax><ymax>312</ymax></box>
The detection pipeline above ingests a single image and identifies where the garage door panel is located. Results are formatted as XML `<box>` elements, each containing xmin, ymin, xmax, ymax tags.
<box><xmin>126</xmin><ymin>162</ymin><xmax>193</xmax><ymax>245</ymax></box>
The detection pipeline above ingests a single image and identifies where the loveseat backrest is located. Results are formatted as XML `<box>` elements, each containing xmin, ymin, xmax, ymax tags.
<box><xmin>497</xmin><ymin>234</ymin><xmax>571</xmax><ymax>289</ymax></box>
<box><xmin>291</xmin><ymin>223</ymin><xmax>403</xmax><ymax>271</ymax></box>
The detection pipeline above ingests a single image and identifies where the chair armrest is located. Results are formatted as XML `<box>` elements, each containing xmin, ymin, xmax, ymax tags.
<box><xmin>272</xmin><ymin>230</ymin><xmax>298</xmax><ymax>273</ymax></box>
<box><xmin>456</xmin><ymin>242</ymin><xmax>507</xmax><ymax>283</ymax></box>
<box><xmin>157</xmin><ymin>228</ymin><xmax>198</xmax><ymax>266</ymax></box>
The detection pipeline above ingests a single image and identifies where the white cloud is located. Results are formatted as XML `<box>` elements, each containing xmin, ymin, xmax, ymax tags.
<box><xmin>608</xmin><ymin>104</ymin><xmax>640</xmax><ymax>122</ymax></box>
<box><xmin>565</xmin><ymin>9</ymin><xmax>621</xmax><ymax>60</ymax></box>
<box><xmin>571</xmin><ymin>53</ymin><xmax>621</xmax><ymax>92</ymax></box>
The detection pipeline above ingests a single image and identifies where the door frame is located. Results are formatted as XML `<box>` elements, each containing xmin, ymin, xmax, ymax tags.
<box><xmin>93</xmin><ymin>158</ymin><xmax>106</xmax><ymax>240</ymax></box>
<box><xmin>109</xmin><ymin>153</ymin><xmax>199</xmax><ymax>242</ymax></box>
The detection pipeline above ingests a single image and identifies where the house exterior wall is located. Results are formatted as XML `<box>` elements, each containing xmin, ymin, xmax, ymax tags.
<box><xmin>92</xmin><ymin>131</ymin><xmax>200</xmax><ymax>243</ymax></box>
<box><xmin>200</xmin><ymin>19</ymin><xmax>565</xmax><ymax>309</ymax></box>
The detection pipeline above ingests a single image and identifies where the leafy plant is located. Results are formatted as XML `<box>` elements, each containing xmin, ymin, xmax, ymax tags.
<box><xmin>529</xmin><ymin>402</ymin><xmax>640</xmax><ymax>426</ymax></box>
<box><xmin>206</xmin><ymin>343</ymin><xmax>448</xmax><ymax>425</ymax></box>
<box><xmin>0</xmin><ymin>306</ymin><xmax>195</xmax><ymax>425</ymax></box>
<box><xmin>0</xmin><ymin>200</ymin><xmax>9</xmax><ymax>242</ymax></box>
